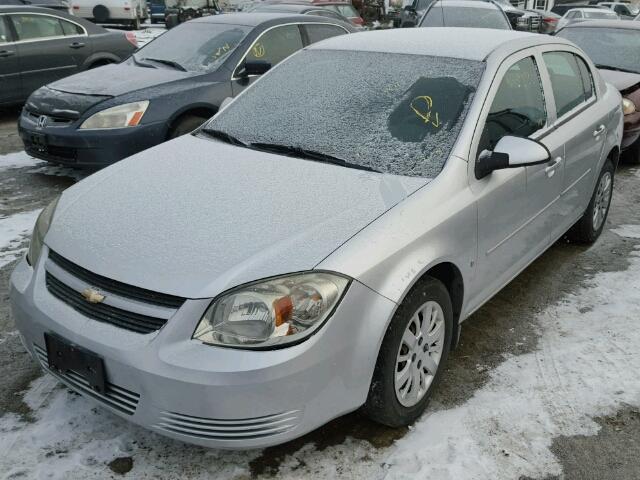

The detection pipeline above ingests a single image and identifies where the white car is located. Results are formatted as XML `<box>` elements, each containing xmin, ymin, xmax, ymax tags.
<box><xmin>71</xmin><ymin>0</ymin><xmax>148</xmax><ymax>28</ymax></box>
<box><xmin>557</xmin><ymin>7</ymin><xmax>619</xmax><ymax>29</ymax></box>
<box><xmin>599</xmin><ymin>1</ymin><xmax>638</xmax><ymax>17</ymax></box>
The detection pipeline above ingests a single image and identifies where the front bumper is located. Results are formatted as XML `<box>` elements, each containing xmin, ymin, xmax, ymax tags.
<box><xmin>10</xmin><ymin>250</ymin><xmax>395</xmax><ymax>449</ymax></box>
<box><xmin>19</xmin><ymin>112</ymin><xmax>167</xmax><ymax>168</ymax></box>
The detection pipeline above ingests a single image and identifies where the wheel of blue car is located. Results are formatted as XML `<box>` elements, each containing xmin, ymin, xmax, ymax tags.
<box><xmin>92</xmin><ymin>5</ymin><xmax>110</xmax><ymax>23</ymax></box>
<box><xmin>567</xmin><ymin>159</ymin><xmax>614</xmax><ymax>244</ymax></box>
<box><xmin>363</xmin><ymin>276</ymin><xmax>453</xmax><ymax>427</ymax></box>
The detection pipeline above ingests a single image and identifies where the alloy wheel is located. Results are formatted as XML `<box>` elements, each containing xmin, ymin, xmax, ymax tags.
<box><xmin>394</xmin><ymin>301</ymin><xmax>445</xmax><ymax>407</ymax></box>
<box><xmin>592</xmin><ymin>171</ymin><xmax>612</xmax><ymax>231</ymax></box>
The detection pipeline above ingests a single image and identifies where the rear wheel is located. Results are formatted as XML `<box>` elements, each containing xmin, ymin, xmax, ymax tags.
<box><xmin>567</xmin><ymin>159</ymin><xmax>614</xmax><ymax>244</ymax></box>
<box><xmin>363</xmin><ymin>277</ymin><xmax>453</xmax><ymax>427</ymax></box>
<box><xmin>169</xmin><ymin>115</ymin><xmax>208</xmax><ymax>139</ymax></box>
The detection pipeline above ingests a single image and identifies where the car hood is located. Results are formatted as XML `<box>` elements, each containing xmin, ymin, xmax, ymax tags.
<box><xmin>598</xmin><ymin>69</ymin><xmax>640</xmax><ymax>92</ymax></box>
<box><xmin>47</xmin><ymin>62</ymin><xmax>195</xmax><ymax>97</ymax></box>
<box><xmin>46</xmin><ymin>135</ymin><xmax>429</xmax><ymax>299</ymax></box>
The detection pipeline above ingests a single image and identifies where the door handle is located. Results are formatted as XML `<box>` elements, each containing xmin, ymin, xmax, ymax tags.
<box><xmin>545</xmin><ymin>156</ymin><xmax>562</xmax><ymax>178</ymax></box>
<box><xmin>0</xmin><ymin>50</ymin><xmax>15</xmax><ymax>58</ymax></box>
<box><xmin>593</xmin><ymin>125</ymin><xmax>605</xmax><ymax>137</ymax></box>
<box><xmin>69</xmin><ymin>42</ymin><xmax>86</xmax><ymax>49</ymax></box>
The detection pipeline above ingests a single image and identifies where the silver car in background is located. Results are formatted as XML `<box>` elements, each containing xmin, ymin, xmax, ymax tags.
<box><xmin>11</xmin><ymin>28</ymin><xmax>622</xmax><ymax>449</ymax></box>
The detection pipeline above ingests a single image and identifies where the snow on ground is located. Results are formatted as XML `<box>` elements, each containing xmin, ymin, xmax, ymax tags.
<box><xmin>2</xmin><ymin>227</ymin><xmax>640</xmax><ymax>479</ymax></box>
<box><xmin>0</xmin><ymin>209</ymin><xmax>41</xmax><ymax>269</ymax></box>
<box><xmin>0</xmin><ymin>151</ymin><xmax>44</xmax><ymax>171</ymax></box>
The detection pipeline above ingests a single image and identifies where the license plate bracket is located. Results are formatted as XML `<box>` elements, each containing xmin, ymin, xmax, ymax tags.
<box><xmin>44</xmin><ymin>333</ymin><xmax>106</xmax><ymax>394</ymax></box>
<box><xmin>29</xmin><ymin>132</ymin><xmax>47</xmax><ymax>152</ymax></box>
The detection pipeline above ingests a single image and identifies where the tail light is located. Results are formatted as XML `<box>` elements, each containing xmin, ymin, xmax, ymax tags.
<box><xmin>544</xmin><ymin>17</ymin><xmax>558</xmax><ymax>23</ymax></box>
<box><xmin>125</xmin><ymin>31</ymin><xmax>138</xmax><ymax>48</ymax></box>
<box><xmin>72</xmin><ymin>5</ymin><xmax>79</xmax><ymax>9</ymax></box>
<box><xmin>124</xmin><ymin>6</ymin><xmax>131</xmax><ymax>10</ymax></box>
<box><xmin>352</xmin><ymin>16</ymin><xmax>365</xmax><ymax>25</ymax></box>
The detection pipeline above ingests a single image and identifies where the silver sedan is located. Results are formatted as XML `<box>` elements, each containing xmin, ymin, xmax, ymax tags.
<box><xmin>11</xmin><ymin>28</ymin><xmax>622</xmax><ymax>449</ymax></box>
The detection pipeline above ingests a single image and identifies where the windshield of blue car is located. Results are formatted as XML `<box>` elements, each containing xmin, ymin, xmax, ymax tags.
<box><xmin>133</xmin><ymin>23</ymin><xmax>250</xmax><ymax>73</ymax></box>
<box><xmin>204</xmin><ymin>50</ymin><xmax>483</xmax><ymax>177</ymax></box>
<box><xmin>420</xmin><ymin>5</ymin><xmax>510</xmax><ymax>28</ymax></box>
<box><xmin>556</xmin><ymin>27</ymin><xmax>640</xmax><ymax>73</ymax></box>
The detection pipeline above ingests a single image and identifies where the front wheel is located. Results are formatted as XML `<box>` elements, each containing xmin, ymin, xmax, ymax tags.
<box><xmin>567</xmin><ymin>159</ymin><xmax>614</xmax><ymax>244</ymax></box>
<box><xmin>363</xmin><ymin>277</ymin><xmax>453</xmax><ymax>427</ymax></box>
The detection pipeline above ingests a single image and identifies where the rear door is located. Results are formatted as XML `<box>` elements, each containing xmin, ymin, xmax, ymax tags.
<box><xmin>231</xmin><ymin>23</ymin><xmax>304</xmax><ymax>96</ymax></box>
<box><xmin>541</xmin><ymin>49</ymin><xmax>607</xmax><ymax>235</ymax></box>
<box><xmin>0</xmin><ymin>15</ymin><xmax>21</xmax><ymax>105</ymax></box>
<box><xmin>9</xmin><ymin>12</ymin><xmax>90</xmax><ymax>99</ymax></box>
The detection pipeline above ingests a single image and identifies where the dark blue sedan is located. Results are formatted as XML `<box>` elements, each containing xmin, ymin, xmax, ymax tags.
<box><xmin>19</xmin><ymin>13</ymin><xmax>354</xmax><ymax>167</ymax></box>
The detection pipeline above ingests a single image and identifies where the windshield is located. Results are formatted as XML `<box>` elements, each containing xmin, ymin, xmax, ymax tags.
<box><xmin>583</xmin><ymin>10</ymin><xmax>617</xmax><ymax>18</ymax></box>
<box><xmin>204</xmin><ymin>50</ymin><xmax>483</xmax><ymax>177</ymax></box>
<box><xmin>557</xmin><ymin>27</ymin><xmax>640</xmax><ymax>73</ymax></box>
<box><xmin>421</xmin><ymin>5</ymin><xmax>510</xmax><ymax>28</ymax></box>
<box><xmin>134</xmin><ymin>23</ymin><xmax>250</xmax><ymax>73</ymax></box>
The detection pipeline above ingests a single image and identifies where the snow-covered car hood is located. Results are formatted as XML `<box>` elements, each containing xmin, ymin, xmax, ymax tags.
<box><xmin>598</xmin><ymin>69</ymin><xmax>640</xmax><ymax>92</ymax></box>
<box><xmin>48</xmin><ymin>63</ymin><xmax>195</xmax><ymax>97</ymax></box>
<box><xmin>45</xmin><ymin>135</ymin><xmax>429</xmax><ymax>299</ymax></box>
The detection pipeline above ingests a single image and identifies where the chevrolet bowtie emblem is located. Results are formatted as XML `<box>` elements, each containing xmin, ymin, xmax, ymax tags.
<box><xmin>82</xmin><ymin>288</ymin><xmax>105</xmax><ymax>304</ymax></box>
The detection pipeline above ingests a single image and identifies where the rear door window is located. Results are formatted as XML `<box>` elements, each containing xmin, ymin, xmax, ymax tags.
<box><xmin>60</xmin><ymin>19</ymin><xmax>84</xmax><ymax>36</ymax></box>
<box><xmin>0</xmin><ymin>16</ymin><xmax>9</xmax><ymax>44</ymax></box>
<box><xmin>242</xmin><ymin>24</ymin><xmax>304</xmax><ymax>68</ymax></box>
<box><xmin>575</xmin><ymin>54</ymin><xmax>594</xmax><ymax>101</ymax></box>
<box><xmin>11</xmin><ymin>14</ymin><xmax>64</xmax><ymax>41</ymax></box>
<box><xmin>543</xmin><ymin>51</ymin><xmax>588</xmax><ymax>117</ymax></box>
<box><xmin>304</xmin><ymin>23</ymin><xmax>348</xmax><ymax>44</ymax></box>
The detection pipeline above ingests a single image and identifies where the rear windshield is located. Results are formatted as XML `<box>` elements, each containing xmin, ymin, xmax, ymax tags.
<box><xmin>133</xmin><ymin>23</ymin><xmax>250</xmax><ymax>73</ymax></box>
<box><xmin>204</xmin><ymin>50</ymin><xmax>484</xmax><ymax>178</ymax></box>
<box><xmin>557</xmin><ymin>27</ymin><xmax>640</xmax><ymax>73</ymax></box>
<box><xmin>328</xmin><ymin>4</ymin><xmax>359</xmax><ymax>16</ymax></box>
<box><xmin>584</xmin><ymin>10</ymin><xmax>618</xmax><ymax>18</ymax></box>
<box><xmin>420</xmin><ymin>5</ymin><xmax>510</xmax><ymax>29</ymax></box>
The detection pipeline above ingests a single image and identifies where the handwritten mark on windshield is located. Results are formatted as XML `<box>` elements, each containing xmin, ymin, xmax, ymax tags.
<box><xmin>252</xmin><ymin>42</ymin><xmax>265</xmax><ymax>58</ymax></box>
<box><xmin>410</xmin><ymin>96</ymin><xmax>441</xmax><ymax>128</ymax></box>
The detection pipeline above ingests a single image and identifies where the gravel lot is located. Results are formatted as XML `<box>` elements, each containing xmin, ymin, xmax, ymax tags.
<box><xmin>1</xmin><ymin>102</ymin><xmax>640</xmax><ymax>479</ymax></box>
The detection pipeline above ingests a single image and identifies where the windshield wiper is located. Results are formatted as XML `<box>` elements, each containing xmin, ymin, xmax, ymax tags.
<box><xmin>199</xmin><ymin>128</ymin><xmax>247</xmax><ymax>146</ymax></box>
<box><xmin>250</xmin><ymin>143</ymin><xmax>381</xmax><ymax>173</ymax></box>
<box><xmin>140</xmin><ymin>57</ymin><xmax>187</xmax><ymax>72</ymax></box>
<box><xmin>131</xmin><ymin>54</ymin><xmax>156</xmax><ymax>69</ymax></box>
<box><xmin>594</xmin><ymin>64</ymin><xmax>640</xmax><ymax>74</ymax></box>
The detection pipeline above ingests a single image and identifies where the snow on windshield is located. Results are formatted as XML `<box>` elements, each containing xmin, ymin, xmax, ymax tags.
<box><xmin>207</xmin><ymin>50</ymin><xmax>484</xmax><ymax>177</ymax></box>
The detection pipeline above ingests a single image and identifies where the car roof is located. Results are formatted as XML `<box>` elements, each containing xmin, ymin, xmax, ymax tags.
<box><xmin>309</xmin><ymin>27</ymin><xmax>570</xmax><ymax>61</ymax></box>
<box><xmin>193</xmin><ymin>11</ymin><xmax>332</xmax><ymax>25</ymax></box>
<box><xmin>253</xmin><ymin>3</ymin><xmax>318</xmax><ymax>11</ymax></box>
<box><xmin>432</xmin><ymin>0</ymin><xmax>501</xmax><ymax>8</ymax></box>
<box><xmin>0</xmin><ymin>5</ymin><xmax>105</xmax><ymax>30</ymax></box>
<box><xmin>561</xmin><ymin>18</ymin><xmax>640</xmax><ymax>27</ymax></box>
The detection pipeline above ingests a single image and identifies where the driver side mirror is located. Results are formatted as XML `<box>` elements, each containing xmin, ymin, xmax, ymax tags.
<box><xmin>241</xmin><ymin>60</ymin><xmax>272</xmax><ymax>77</ymax></box>
<box><xmin>475</xmin><ymin>135</ymin><xmax>550</xmax><ymax>180</ymax></box>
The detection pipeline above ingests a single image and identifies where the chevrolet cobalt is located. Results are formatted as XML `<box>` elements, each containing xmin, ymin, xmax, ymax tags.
<box><xmin>11</xmin><ymin>28</ymin><xmax>622</xmax><ymax>449</ymax></box>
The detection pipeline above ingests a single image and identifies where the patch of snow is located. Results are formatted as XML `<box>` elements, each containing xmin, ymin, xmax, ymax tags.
<box><xmin>0</xmin><ymin>151</ymin><xmax>44</xmax><ymax>171</ymax></box>
<box><xmin>612</xmin><ymin>224</ymin><xmax>640</xmax><ymax>239</ymax></box>
<box><xmin>0</xmin><ymin>209</ymin><xmax>41</xmax><ymax>268</ymax></box>
<box><xmin>2</xmin><ymin>234</ymin><xmax>640</xmax><ymax>479</ymax></box>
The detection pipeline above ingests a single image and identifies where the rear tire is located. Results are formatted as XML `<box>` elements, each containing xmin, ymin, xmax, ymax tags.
<box><xmin>567</xmin><ymin>159</ymin><xmax>614</xmax><ymax>244</ymax></box>
<box><xmin>169</xmin><ymin>115</ymin><xmax>208</xmax><ymax>139</ymax></box>
<box><xmin>362</xmin><ymin>277</ymin><xmax>453</xmax><ymax>428</ymax></box>
<box><xmin>130</xmin><ymin>16</ymin><xmax>141</xmax><ymax>30</ymax></box>
<box><xmin>92</xmin><ymin>4</ymin><xmax>110</xmax><ymax>23</ymax></box>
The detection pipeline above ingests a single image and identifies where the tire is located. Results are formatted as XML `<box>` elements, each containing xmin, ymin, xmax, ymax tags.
<box><xmin>621</xmin><ymin>140</ymin><xmax>640</xmax><ymax>165</ymax></box>
<box><xmin>567</xmin><ymin>159</ymin><xmax>615</xmax><ymax>244</ymax></box>
<box><xmin>165</xmin><ymin>13</ymin><xmax>179</xmax><ymax>28</ymax></box>
<box><xmin>92</xmin><ymin>4</ymin><xmax>110</xmax><ymax>23</ymax></box>
<box><xmin>169</xmin><ymin>115</ymin><xmax>208</xmax><ymax>139</ymax></box>
<box><xmin>363</xmin><ymin>276</ymin><xmax>453</xmax><ymax>427</ymax></box>
<box><xmin>151</xmin><ymin>18</ymin><xmax>157</xmax><ymax>24</ymax></box>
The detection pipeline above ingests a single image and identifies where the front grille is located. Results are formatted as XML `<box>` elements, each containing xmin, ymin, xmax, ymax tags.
<box><xmin>33</xmin><ymin>344</ymin><xmax>140</xmax><ymax>415</ymax></box>
<box><xmin>49</xmin><ymin>251</ymin><xmax>185</xmax><ymax>309</ymax></box>
<box><xmin>25</xmin><ymin>142</ymin><xmax>77</xmax><ymax>163</ymax></box>
<box><xmin>25</xmin><ymin>108</ymin><xmax>75</xmax><ymax>126</ymax></box>
<box><xmin>46</xmin><ymin>273</ymin><xmax>169</xmax><ymax>334</ymax></box>
<box><xmin>155</xmin><ymin>410</ymin><xmax>302</xmax><ymax>441</ymax></box>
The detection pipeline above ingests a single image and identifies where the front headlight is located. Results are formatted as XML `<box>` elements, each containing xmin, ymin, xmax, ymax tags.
<box><xmin>193</xmin><ymin>272</ymin><xmax>350</xmax><ymax>349</ymax></box>
<box><xmin>26</xmin><ymin>196</ymin><xmax>60</xmax><ymax>266</ymax></box>
<box><xmin>80</xmin><ymin>101</ymin><xmax>149</xmax><ymax>130</ymax></box>
<box><xmin>622</xmin><ymin>98</ymin><xmax>636</xmax><ymax>116</ymax></box>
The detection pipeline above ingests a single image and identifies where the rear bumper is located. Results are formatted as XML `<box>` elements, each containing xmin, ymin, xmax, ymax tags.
<box><xmin>19</xmin><ymin>112</ymin><xmax>167</xmax><ymax>168</ymax></box>
<box><xmin>10</xmin><ymin>250</ymin><xmax>395</xmax><ymax>449</ymax></box>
